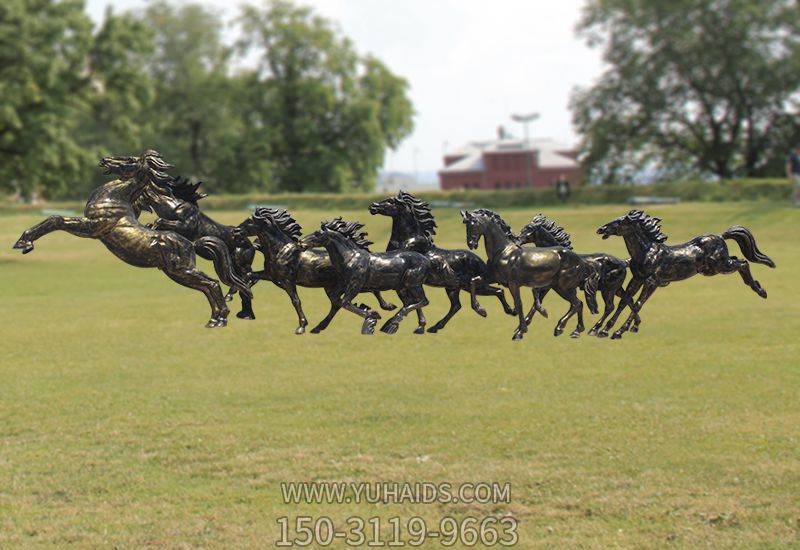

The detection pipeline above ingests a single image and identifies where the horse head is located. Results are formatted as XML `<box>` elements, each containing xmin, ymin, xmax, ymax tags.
<box><xmin>519</xmin><ymin>213</ymin><xmax>572</xmax><ymax>248</ymax></box>
<box><xmin>99</xmin><ymin>150</ymin><xmax>174</xmax><ymax>187</ymax></box>
<box><xmin>597</xmin><ymin>210</ymin><xmax>667</xmax><ymax>243</ymax></box>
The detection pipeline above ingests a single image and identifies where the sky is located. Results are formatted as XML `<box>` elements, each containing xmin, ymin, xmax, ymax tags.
<box><xmin>85</xmin><ymin>0</ymin><xmax>605</xmax><ymax>178</ymax></box>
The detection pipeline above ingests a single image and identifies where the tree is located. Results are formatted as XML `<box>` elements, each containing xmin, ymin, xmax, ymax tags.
<box><xmin>571</xmin><ymin>0</ymin><xmax>800</xmax><ymax>183</ymax></box>
<box><xmin>237</xmin><ymin>0</ymin><xmax>414</xmax><ymax>192</ymax></box>
<box><xmin>0</xmin><ymin>1</ymin><xmax>155</xmax><ymax>199</ymax></box>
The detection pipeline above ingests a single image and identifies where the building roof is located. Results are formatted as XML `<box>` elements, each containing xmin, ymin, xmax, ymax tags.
<box><xmin>440</xmin><ymin>138</ymin><xmax>578</xmax><ymax>174</ymax></box>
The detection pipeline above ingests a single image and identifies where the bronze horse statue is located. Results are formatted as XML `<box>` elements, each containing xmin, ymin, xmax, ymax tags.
<box><xmin>519</xmin><ymin>213</ymin><xmax>634</xmax><ymax>336</ymax></box>
<box><xmin>137</xmin><ymin>176</ymin><xmax>258</xmax><ymax>319</ymax></box>
<box><xmin>596</xmin><ymin>209</ymin><xmax>775</xmax><ymax>339</ymax></box>
<box><xmin>12</xmin><ymin>150</ymin><xmax>251</xmax><ymax>327</ymax></box>
<box><xmin>462</xmin><ymin>209</ymin><xmax>598</xmax><ymax>340</ymax></box>
<box><xmin>301</xmin><ymin>218</ymin><xmax>433</xmax><ymax>335</ymax></box>
<box><xmin>369</xmin><ymin>191</ymin><xmax>516</xmax><ymax>332</ymax></box>
<box><xmin>237</xmin><ymin>208</ymin><xmax>395</xmax><ymax>334</ymax></box>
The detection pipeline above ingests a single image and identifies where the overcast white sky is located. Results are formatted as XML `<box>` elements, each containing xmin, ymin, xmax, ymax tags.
<box><xmin>85</xmin><ymin>0</ymin><xmax>605</xmax><ymax>177</ymax></box>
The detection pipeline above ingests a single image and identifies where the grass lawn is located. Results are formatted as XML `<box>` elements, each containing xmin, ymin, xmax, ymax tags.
<box><xmin>0</xmin><ymin>202</ymin><xmax>798</xmax><ymax>548</ymax></box>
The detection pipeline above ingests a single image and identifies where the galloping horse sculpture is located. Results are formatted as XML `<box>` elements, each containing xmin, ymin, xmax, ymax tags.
<box><xmin>301</xmin><ymin>218</ymin><xmax>433</xmax><ymax>335</ymax></box>
<box><xmin>369</xmin><ymin>191</ymin><xmax>515</xmax><ymax>332</ymax></box>
<box><xmin>237</xmin><ymin>208</ymin><xmax>395</xmax><ymax>334</ymax></box>
<box><xmin>596</xmin><ymin>209</ymin><xmax>775</xmax><ymax>339</ymax></box>
<box><xmin>519</xmin><ymin>214</ymin><xmax>634</xmax><ymax>336</ymax></box>
<box><xmin>137</xmin><ymin>176</ymin><xmax>258</xmax><ymax>319</ymax></box>
<box><xmin>462</xmin><ymin>209</ymin><xmax>598</xmax><ymax>340</ymax></box>
<box><xmin>12</xmin><ymin>150</ymin><xmax>251</xmax><ymax>327</ymax></box>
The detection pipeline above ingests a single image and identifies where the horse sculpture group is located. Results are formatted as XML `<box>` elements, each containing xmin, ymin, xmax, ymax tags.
<box><xmin>13</xmin><ymin>150</ymin><xmax>776</xmax><ymax>340</ymax></box>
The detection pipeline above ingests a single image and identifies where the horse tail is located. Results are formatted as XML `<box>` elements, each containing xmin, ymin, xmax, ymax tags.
<box><xmin>722</xmin><ymin>226</ymin><xmax>776</xmax><ymax>268</ymax></box>
<box><xmin>195</xmin><ymin>236</ymin><xmax>253</xmax><ymax>299</ymax></box>
<box><xmin>583</xmin><ymin>261</ymin><xmax>600</xmax><ymax>315</ymax></box>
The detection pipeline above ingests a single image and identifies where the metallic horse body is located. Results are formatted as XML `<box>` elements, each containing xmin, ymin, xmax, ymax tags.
<box><xmin>12</xmin><ymin>151</ymin><xmax>251</xmax><ymax>327</ymax></box>
<box><xmin>519</xmin><ymin>214</ymin><xmax>631</xmax><ymax>336</ymax></box>
<box><xmin>462</xmin><ymin>209</ymin><xmax>598</xmax><ymax>340</ymax></box>
<box><xmin>369</xmin><ymin>191</ymin><xmax>515</xmax><ymax>332</ymax></box>
<box><xmin>596</xmin><ymin>209</ymin><xmax>775</xmax><ymax>339</ymax></box>
<box><xmin>302</xmin><ymin>218</ymin><xmax>431</xmax><ymax>335</ymax></box>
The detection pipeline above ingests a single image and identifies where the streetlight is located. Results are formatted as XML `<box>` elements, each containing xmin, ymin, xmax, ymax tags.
<box><xmin>511</xmin><ymin>112</ymin><xmax>539</xmax><ymax>188</ymax></box>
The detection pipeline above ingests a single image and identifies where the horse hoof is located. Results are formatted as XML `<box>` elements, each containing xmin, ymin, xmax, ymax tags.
<box><xmin>587</xmin><ymin>328</ymin><xmax>597</xmax><ymax>337</ymax></box>
<box><xmin>12</xmin><ymin>239</ymin><xmax>33</xmax><ymax>254</ymax></box>
<box><xmin>381</xmin><ymin>303</ymin><xmax>397</xmax><ymax>311</ymax></box>
<box><xmin>597</xmin><ymin>330</ymin><xmax>609</xmax><ymax>338</ymax></box>
<box><xmin>611</xmin><ymin>332</ymin><xmax>623</xmax><ymax>340</ymax></box>
<box><xmin>512</xmin><ymin>331</ymin><xmax>523</xmax><ymax>341</ymax></box>
<box><xmin>757</xmin><ymin>287</ymin><xmax>767</xmax><ymax>299</ymax></box>
<box><xmin>236</xmin><ymin>311</ymin><xmax>255</xmax><ymax>320</ymax></box>
<box><xmin>427</xmin><ymin>325</ymin><xmax>441</xmax><ymax>333</ymax></box>
<box><xmin>475</xmin><ymin>307</ymin><xmax>487</xmax><ymax>318</ymax></box>
<box><xmin>506</xmin><ymin>308</ymin><xmax>517</xmax><ymax>316</ymax></box>
<box><xmin>554</xmin><ymin>327</ymin><xmax>564</xmax><ymax>337</ymax></box>
<box><xmin>224</xmin><ymin>294</ymin><xmax>235</xmax><ymax>303</ymax></box>
<box><xmin>295</xmin><ymin>326</ymin><xmax>306</xmax><ymax>335</ymax></box>
<box><xmin>310</xmin><ymin>327</ymin><xmax>322</xmax><ymax>334</ymax></box>
<box><xmin>539</xmin><ymin>308</ymin><xmax>549</xmax><ymax>319</ymax></box>
<box><xmin>380</xmin><ymin>322</ymin><xmax>399</xmax><ymax>335</ymax></box>
<box><xmin>630</xmin><ymin>325</ymin><xmax>639</xmax><ymax>333</ymax></box>
<box><xmin>413</xmin><ymin>326</ymin><xmax>425</xmax><ymax>335</ymax></box>
<box><xmin>361</xmin><ymin>317</ymin><xmax>378</xmax><ymax>335</ymax></box>
<box><xmin>570</xmin><ymin>331</ymin><xmax>581</xmax><ymax>339</ymax></box>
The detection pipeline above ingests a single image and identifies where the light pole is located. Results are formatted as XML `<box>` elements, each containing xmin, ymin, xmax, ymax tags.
<box><xmin>512</xmin><ymin>112</ymin><xmax>539</xmax><ymax>188</ymax></box>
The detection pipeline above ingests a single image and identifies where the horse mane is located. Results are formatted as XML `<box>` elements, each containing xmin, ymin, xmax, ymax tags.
<box><xmin>525</xmin><ymin>213</ymin><xmax>573</xmax><ymax>249</ymax></box>
<box><xmin>625</xmin><ymin>209</ymin><xmax>668</xmax><ymax>243</ymax></box>
<box><xmin>321</xmin><ymin>217</ymin><xmax>373</xmax><ymax>250</ymax></box>
<box><xmin>473</xmin><ymin>208</ymin><xmax>519</xmax><ymax>244</ymax></box>
<box><xmin>395</xmin><ymin>190</ymin><xmax>437</xmax><ymax>239</ymax></box>
<box><xmin>252</xmin><ymin>207</ymin><xmax>303</xmax><ymax>242</ymax></box>
<box><xmin>166</xmin><ymin>176</ymin><xmax>207</xmax><ymax>204</ymax></box>
<box><xmin>139</xmin><ymin>150</ymin><xmax>174</xmax><ymax>187</ymax></box>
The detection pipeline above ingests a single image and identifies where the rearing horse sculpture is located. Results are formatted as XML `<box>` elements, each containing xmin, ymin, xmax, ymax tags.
<box><xmin>596</xmin><ymin>209</ymin><xmax>776</xmax><ymax>339</ymax></box>
<box><xmin>369</xmin><ymin>191</ymin><xmax>515</xmax><ymax>332</ymax></box>
<box><xmin>12</xmin><ymin>150</ymin><xmax>251</xmax><ymax>327</ymax></box>
<box><xmin>462</xmin><ymin>209</ymin><xmax>598</xmax><ymax>340</ymax></box>
<box><xmin>137</xmin><ymin>176</ymin><xmax>258</xmax><ymax>319</ymax></box>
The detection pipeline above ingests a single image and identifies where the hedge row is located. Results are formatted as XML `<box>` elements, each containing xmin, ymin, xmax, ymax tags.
<box><xmin>2</xmin><ymin>179</ymin><xmax>793</xmax><ymax>214</ymax></box>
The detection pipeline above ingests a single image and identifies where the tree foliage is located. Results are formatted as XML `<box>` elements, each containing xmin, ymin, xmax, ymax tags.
<box><xmin>572</xmin><ymin>0</ymin><xmax>800</xmax><ymax>183</ymax></box>
<box><xmin>0</xmin><ymin>0</ymin><xmax>414</xmax><ymax>199</ymax></box>
<box><xmin>237</xmin><ymin>0</ymin><xmax>413</xmax><ymax>192</ymax></box>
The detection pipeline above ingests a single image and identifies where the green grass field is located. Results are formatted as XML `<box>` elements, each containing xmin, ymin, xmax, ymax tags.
<box><xmin>1</xmin><ymin>202</ymin><xmax>798</xmax><ymax>548</ymax></box>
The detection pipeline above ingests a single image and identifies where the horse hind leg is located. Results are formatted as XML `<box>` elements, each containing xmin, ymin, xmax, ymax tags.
<box><xmin>13</xmin><ymin>216</ymin><xmax>105</xmax><ymax>253</ymax></box>
<box><xmin>381</xmin><ymin>286</ymin><xmax>428</xmax><ymax>335</ymax></box>
<box><xmin>474</xmin><ymin>283</ymin><xmax>516</xmax><ymax>316</ymax></box>
<box><xmin>552</xmin><ymin>287</ymin><xmax>584</xmax><ymax>338</ymax></box>
<box><xmin>725</xmin><ymin>256</ymin><xmax>768</xmax><ymax>299</ymax></box>
<box><xmin>165</xmin><ymin>267</ymin><xmax>229</xmax><ymax>328</ymax></box>
<box><xmin>428</xmin><ymin>287</ymin><xmax>461</xmax><ymax>333</ymax></box>
<box><xmin>589</xmin><ymin>288</ymin><xmax>615</xmax><ymax>336</ymax></box>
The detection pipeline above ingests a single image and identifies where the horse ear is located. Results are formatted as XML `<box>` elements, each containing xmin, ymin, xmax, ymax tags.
<box><xmin>460</xmin><ymin>210</ymin><xmax>468</xmax><ymax>221</ymax></box>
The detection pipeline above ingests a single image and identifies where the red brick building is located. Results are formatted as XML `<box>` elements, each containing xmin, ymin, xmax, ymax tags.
<box><xmin>438</xmin><ymin>138</ymin><xmax>582</xmax><ymax>191</ymax></box>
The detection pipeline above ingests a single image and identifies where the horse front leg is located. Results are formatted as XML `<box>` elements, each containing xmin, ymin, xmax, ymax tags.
<box><xmin>598</xmin><ymin>278</ymin><xmax>642</xmax><ymax>338</ymax></box>
<box><xmin>469</xmin><ymin>276</ymin><xmax>488</xmax><ymax>317</ymax></box>
<box><xmin>612</xmin><ymin>283</ymin><xmax>656</xmax><ymax>340</ymax></box>
<box><xmin>509</xmin><ymin>283</ymin><xmax>527</xmax><ymax>341</ymax></box>
<box><xmin>13</xmin><ymin>216</ymin><xmax>105</xmax><ymax>253</ymax></box>
<box><xmin>280</xmin><ymin>282</ymin><xmax>308</xmax><ymax>335</ymax></box>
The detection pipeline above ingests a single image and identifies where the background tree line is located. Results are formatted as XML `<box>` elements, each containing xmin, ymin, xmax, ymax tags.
<box><xmin>0</xmin><ymin>0</ymin><xmax>414</xmax><ymax>199</ymax></box>
<box><xmin>572</xmin><ymin>0</ymin><xmax>800</xmax><ymax>184</ymax></box>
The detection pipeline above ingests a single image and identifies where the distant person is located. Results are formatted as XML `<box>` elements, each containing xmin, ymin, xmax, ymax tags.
<box><xmin>555</xmin><ymin>175</ymin><xmax>570</xmax><ymax>202</ymax></box>
<box><xmin>788</xmin><ymin>144</ymin><xmax>800</xmax><ymax>207</ymax></box>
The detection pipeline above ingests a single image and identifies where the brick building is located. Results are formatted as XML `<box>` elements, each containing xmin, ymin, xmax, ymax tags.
<box><xmin>438</xmin><ymin>138</ymin><xmax>582</xmax><ymax>191</ymax></box>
